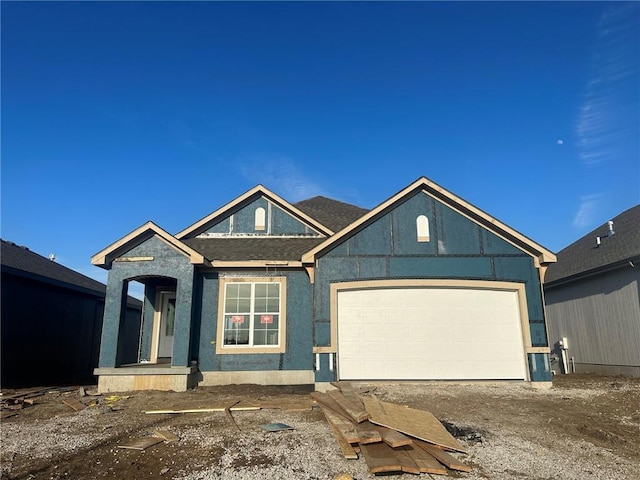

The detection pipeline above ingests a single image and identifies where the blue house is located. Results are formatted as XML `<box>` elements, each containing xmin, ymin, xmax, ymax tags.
<box><xmin>92</xmin><ymin>177</ymin><xmax>556</xmax><ymax>392</ymax></box>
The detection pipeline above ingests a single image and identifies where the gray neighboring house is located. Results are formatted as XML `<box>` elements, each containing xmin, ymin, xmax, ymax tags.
<box><xmin>1</xmin><ymin>240</ymin><xmax>142</xmax><ymax>388</ymax></box>
<box><xmin>544</xmin><ymin>205</ymin><xmax>640</xmax><ymax>377</ymax></box>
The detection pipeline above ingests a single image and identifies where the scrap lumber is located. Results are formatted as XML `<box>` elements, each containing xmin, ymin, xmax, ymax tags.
<box><xmin>1</xmin><ymin>411</ymin><xmax>18</xmax><ymax>419</ymax></box>
<box><xmin>62</xmin><ymin>398</ymin><xmax>87</xmax><ymax>412</ymax></box>
<box><xmin>359</xmin><ymin>441</ymin><xmax>402</xmax><ymax>474</ymax></box>
<box><xmin>375</xmin><ymin>425</ymin><xmax>413</xmax><ymax>448</ymax></box>
<box><xmin>154</xmin><ymin>430</ymin><xmax>179</xmax><ymax>443</ymax></box>
<box><xmin>326</xmin><ymin>419</ymin><xmax>359</xmax><ymax>460</ymax></box>
<box><xmin>393</xmin><ymin>445</ymin><xmax>421</xmax><ymax>475</ymax></box>
<box><xmin>354</xmin><ymin>420</ymin><xmax>383</xmax><ymax>444</ymax></box>
<box><xmin>145</xmin><ymin>400</ymin><xmax>260</xmax><ymax>414</ymax></box>
<box><xmin>259</xmin><ymin>399</ymin><xmax>312</xmax><ymax>411</ymax></box>
<box><xmin>403</xmin><ymin>444</ymin><xmax>448</xmax><ymax>475</ymax></box>
<box><xmin>326</xmin><ymin>389</ymin><xmax>369</xmax><ymax>423</ymax></box>
<box><xmin>361</xmin><ymin>396</ymin><xmax>467</xmax><ymax>453</ymax></box>
<box><xmin>321</xmin><ymin>407</ymin><xmax>359</xmax><ymax>444</ymax></box>
<box><xmin>310</xmin><ymin>392</ymin><xmax>352</xmax><ymax>420</ymax></box>
<box><xmin>0</xmin><ymin>387</ymin><xmax>52</xmax><ymax>401</ymax></box>
<box><xmin>117</xmin><ymin>437</ymin><xmax>164</xmax><ymax>451</ymax></box>
<box><xmin>415</xmin><ymin>440</ymin><xmax>471</xmax><ymax>472</ymax></box>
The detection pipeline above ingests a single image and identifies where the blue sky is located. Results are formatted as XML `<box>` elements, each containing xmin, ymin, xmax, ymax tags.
<box><xmin>2</xmin><ymin>1</ymin><xmax>639</xmax><ymax>288</ymax></box>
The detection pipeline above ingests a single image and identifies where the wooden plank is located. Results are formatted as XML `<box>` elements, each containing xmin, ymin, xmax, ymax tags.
<box><xmin>325</xmin><ymin>416</ymin><xmax>358</xmax><ymax>459</ymax></box>
<box><xmin>415</xmin><ymin>440</ymin><xmax>471</xmax><ymax>473</ymax></box>
<box><xmin>1</xmin><ymin>410</ymin><xmax>18</xmax><ymax>419</ymax></box>
<box><xmin>393</xmin><ymin>445</ymin><xmax>421</xmax><ymax>474</ymax></box>
<box><xmin>321</xmin><ymin>407</ymin><xmax>359</xmax><ymax>444</ymax></box>
<box><xmin>354</xmin><ymin>420</ymin><xmax>382</xmax><ymax>444</ymax></box>
<box><xmin>62</xmin><ymin>398</ymin><xmax>86</xmax><ymax>412</ymax></box>
<box><xmin>145</xmin><ymin>401</ymin><xmax>260</xmax><ymax>414</ymax></box>
<box><xmin>310</xmin><ymin>392</ymin><xmax>352</xmax><ymax>420</ymax></box>
<box><xmin>326</xmin><ymin>389</ymin><xmax>369</xmax><ymax>423</ymax></box>
<box><xmin>154</xmin><ymin>430</ymin><xmax>179</xmax><ymax>443</ymax></box>
<box><xmin>225</xmin><ymin>400</ymin><xmax>241</xmax><ymax>431</ymax></box>
<box><xmin>117</xmin><ymin>437</ymin><xmax>164</xmax><ymax>450</ymax></box>
<box><xmin>359</xmin><ymin>441</ymin><xmax>402</xmax><ymax>474</ymax></box>
<box><xmin>376</xmin><ymin>425</ymin><xmax>413</xmax><ymax>448</ymax></box>
<box><xmin>403</xmin><ymin>444</ymin><xmax>448</xmax><ymax>475</ymax></box>
<box><xmin>361</xmin><ymin>396</ymin><xmax>466</xmax><ymax>453</ymax></box>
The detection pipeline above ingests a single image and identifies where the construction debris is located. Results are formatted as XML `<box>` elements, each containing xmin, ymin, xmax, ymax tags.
<box><xmin>117</xmin><ymin>437</ymin><xmax>164</xmax><ymax>451</ymax></box>
<box><xmin>314</xmin><ymin>384</ymin><xmax>472</xmax><ymax>476</ymax></box>
<box><xmin>260</xmin><ymin>422</ymin><xmax>294</xmax><ymax>432</ymax></box>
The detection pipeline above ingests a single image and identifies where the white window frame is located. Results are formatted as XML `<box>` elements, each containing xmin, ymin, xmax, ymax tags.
<box><xmin>216</xmin><ymin>277</ymin><xmax>287</xmax><ymax>354</ymax></box>
<box><xmin>416</xmin><ymin>215</ymin><xmax>430</xmax><ymax>242</ymax></box>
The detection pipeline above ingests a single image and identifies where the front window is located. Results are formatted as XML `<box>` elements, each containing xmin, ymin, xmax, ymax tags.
<box><xmin>218</xmin><ymin>277</ymin><xmax>286</xmax><ymax>353</ymax></box>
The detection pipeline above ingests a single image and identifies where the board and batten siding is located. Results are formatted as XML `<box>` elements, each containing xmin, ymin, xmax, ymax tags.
<box><xmin>545</xmin><ymin>266</ymin><xmax>640</xmax><ymax>377</ymax></box>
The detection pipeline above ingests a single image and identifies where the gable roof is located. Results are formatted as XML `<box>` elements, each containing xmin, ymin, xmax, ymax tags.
<box><xmin>2</xmin><ymin>239</ymin><xmax>106</xmax><ymax>296</ymax></box>
<box><xmin>294</xmin><ymin>196</ymin><xmax>369</xmax><ymax>232</ymax></box>
<box><xmin>545</xmin><ymin>204</ymin><xmax>640</xmax><ymax>286</ymax></box>
<box><xmin>91</xmin><ymin>221</ymin><xmax>206</xmax><ymax>268</ymax></box>
<box><xmin>176</xmin><ymin>185</ymin><xmax>334</xmax><ymax>239</ymax></box>
<box><xmin>302</xmin><ymin>176</ymin><xmax>556</xmax><ymax>266</ymax></box>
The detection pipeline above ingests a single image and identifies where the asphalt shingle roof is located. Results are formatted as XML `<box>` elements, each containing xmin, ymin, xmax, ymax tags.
<box><xmin>294</xmin><ymin>196</ymin><xmax>369</xmax><ymax>232</ymax></box>
<box><xmin>545</xmin><ymin>205</ymin><xmax>640</xmax><ymax>285</ymax></box>
<box><xmin>183</xmin><ymin>237</ymin><xmax>326</xmax><ymax>262</ymax></box>
<box><xmin>1</xmin><ymin>239</ymin><xmax>107</xmax><ymax>295</ymax></box>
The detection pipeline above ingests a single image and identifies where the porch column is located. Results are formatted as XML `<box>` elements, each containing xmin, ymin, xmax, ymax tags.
<box><xmin>171</xmin><ymin>276</ymin><xmax>194</xmax><ymax>367</ymax></box>
<box><xmin>98</xmin><ymin>276</ymin><xmax>126</xmax><ymax>368</ymax></box>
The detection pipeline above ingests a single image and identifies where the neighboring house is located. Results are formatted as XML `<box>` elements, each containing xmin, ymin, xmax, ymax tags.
<box><xmin>1</xmin><ymin>240</ymin><xmax>142</xmax><ymax>388</ymax></box>
<box><xmin>91</xmin><ymin>177</ymin><xmax>557</xmax><ymax>392</ymax></box>
<box><xmin>544</xmin><ymin>205</ymin><xmax>640</xmax><ymax>377</ymax></box>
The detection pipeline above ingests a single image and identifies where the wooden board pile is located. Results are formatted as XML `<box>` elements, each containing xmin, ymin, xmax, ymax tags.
<box><xmin>311</xmin><ymin>382</ymin><xmax>471</xmax><ymax>476</ymax></box>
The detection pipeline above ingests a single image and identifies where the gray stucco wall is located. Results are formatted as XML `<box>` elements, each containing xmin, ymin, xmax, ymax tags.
<box><xmin>545</xmin><ymin>266</ymin><xmax>640</xmax><ymax>377</ymax></box>
<box><xmin>196</xmin><ymin>269</ymin><xmax>313</xmax><ymax>372</ymax></box>
<box><xmin>98</xmin><ymin>235</ymin><xmax>195</xmax><ymax>368</ymax></box>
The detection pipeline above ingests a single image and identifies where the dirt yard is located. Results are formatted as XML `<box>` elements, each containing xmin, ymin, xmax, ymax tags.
<box><xmin>1</xmin><ymin>374</ymin><xmax>639</xmax><ymax>480</ymax></box>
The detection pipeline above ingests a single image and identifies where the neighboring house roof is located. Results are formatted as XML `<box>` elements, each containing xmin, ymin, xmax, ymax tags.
<box><xmin>176</xmin><ymin>185</ymin><xmax>335</xmax><ymax>239</ymax></box>
<box><xmin>183</xmin><ymin>237</ymin><xmax>325</xmax><ymax>262</ymax></box>
<box><xmin>302</xmin><ymin>176</ymin><xmax>557</xmax><ymax>266</ymax></box>
<box><xmin>545</xmin><ymin>204</ymin><xmax>640</xmax><ymax>286</ymax></box>
<box><xmin>294</xmin><ymin>196</ymin><xmax>369</xmax><ymax>232</ymax></box>
<box><xmin>1</xmin><ymin>239</ymin><xmax>106</xmax><ymax>296</ymax></box>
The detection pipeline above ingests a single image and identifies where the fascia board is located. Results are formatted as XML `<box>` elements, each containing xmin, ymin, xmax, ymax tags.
<box><xmin>176</xmin><ymin>185</ymin><xmax>334</xmax><ymax>239</ymax></box>
<box><xmin>302</xmin><ymin>176</ymin><xmax>557</xmax><ymax>265</ymax></box>
<box><xmin>91</xmin><ymin>221</ymin><xmax>206</xmax><ymax>267</ymax></box>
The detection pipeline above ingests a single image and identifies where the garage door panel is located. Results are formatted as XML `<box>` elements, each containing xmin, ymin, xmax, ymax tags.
<box><xmin>337</xmin><ymin>287</ymin><xmax>527</xmax><ymax>380</ymax></box>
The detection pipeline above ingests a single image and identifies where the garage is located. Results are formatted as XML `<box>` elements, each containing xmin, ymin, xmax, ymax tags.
<box><xmin>337</xmin><ymin>285</ymin><xmax>529</xmax><ymax>380</ymax></box>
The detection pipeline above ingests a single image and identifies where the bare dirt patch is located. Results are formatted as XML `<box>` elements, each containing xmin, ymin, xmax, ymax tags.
<box><xmin>1</xmin><ymin>374</ymin><xmax>639</xmax><ymax>480</ymax></box>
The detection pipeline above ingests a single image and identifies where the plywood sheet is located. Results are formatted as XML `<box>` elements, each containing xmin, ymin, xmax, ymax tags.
<box><xmin>62</xmin><ymin>398</ymin><xmax>86</xmax><ymax>412</ymax></box>
<box><xmin>360</xmin><ymin>441</ymin><xmax>402</xmax><ymax>474</ymax></box>
<box><xmin>361</xmin><ymin>396</ymin><xmax>466</xmax><ymax>453</ymax></box>
<box><xmin>154</xmin><ymin>430</ymin><xmax>179</xmax><ymax>443</ymax></box>
<box><xmin>415</xmin><ymin>440</ymin><xmax>471</xmax><ymax>472</ymax></box>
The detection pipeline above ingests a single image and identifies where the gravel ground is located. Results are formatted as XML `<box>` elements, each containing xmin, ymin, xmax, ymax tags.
<box><xmin>1</xmin><ymin>374</ymin><xmax>639</xmax><ymax>480</ymax></box>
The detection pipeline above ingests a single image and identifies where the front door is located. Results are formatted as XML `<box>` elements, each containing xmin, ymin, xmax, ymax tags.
<box><xmin>158</xmin><ymin>293</ymin><xmax>176</xmax><ymax>359</ymax></box>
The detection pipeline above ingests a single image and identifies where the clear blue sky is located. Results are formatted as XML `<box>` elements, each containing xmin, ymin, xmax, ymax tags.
<box><xmin>2</xmin><ymin>1</ymin><xmax>639</xmax><ymax>287</ymax></box>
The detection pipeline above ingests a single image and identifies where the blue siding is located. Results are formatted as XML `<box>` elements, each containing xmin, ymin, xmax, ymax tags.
<box><xmin>312</xmin><ymin>191</ymin><xmax>549</xmax><ymax>381</ymax></box>
<box><xmin>99</xmin><ymin>235</ymin><xmax>195</xmax><ymax>368</ymax></box>
<box><xmin>196</xmin><ymin>270</ymin><xmax>312</xmax><ymax>372</ymax></box>
<box><xmin>202</xmin><ymin>196</ymin><xmax>316</xmax><ymax>236</ymax></box>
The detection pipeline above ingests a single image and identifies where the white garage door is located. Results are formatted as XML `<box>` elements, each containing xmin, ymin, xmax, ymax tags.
<box><xmin>337</xmin><ymin>287</ymin><xmax>527</xmax><ymax>380</ymax></box>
